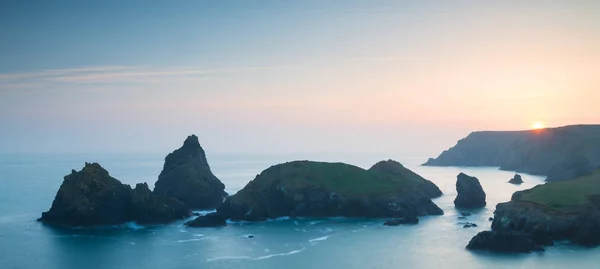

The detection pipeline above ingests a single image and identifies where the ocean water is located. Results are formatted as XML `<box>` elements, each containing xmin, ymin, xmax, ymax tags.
<box><xmin>1</xmin><ymin>153</ymin><xmax>599</xmax><ymax>269</ymax></box>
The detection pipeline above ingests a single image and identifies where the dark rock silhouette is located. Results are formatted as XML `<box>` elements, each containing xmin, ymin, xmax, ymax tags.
<box><xmin>468</xmin><ymin>170</ymin><xmax>600</xmax><ymax>252</ymax></box>
<box><xmin>39</xmin><ymin>163</ymin><xmax>190</xmax><ymax>227</ymax></box>
<box><xmin>423</xmin><ymin>124</ymin><xmax>600</xmax><ymax>181</ymax></box>
<box><xmin>508</xmin><ymin>174</ymin><xmax>523</xmax><ymax>184</ymax></box>
<box><xmin>454</xmin><ymin>173</ymin><xmax>486</xmax><ymax>208</ymax></box>
<box><xmin>467</xmin><ymin>231</ymin><xmax>544</xmax><ymax>253</ymax></box>
<box><xmin>185</xmin><ymin>212</ymin><xmax>227</xmax><ymax>228</ymax></box>
<box><xmin>155</xmin><ymin>135</ymin><xmax>227</xmax><ymax>210</ymax></box>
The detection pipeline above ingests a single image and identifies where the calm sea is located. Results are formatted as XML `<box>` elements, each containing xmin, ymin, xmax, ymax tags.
<box><xmin>1</xmin><ymin>152</ymin><xmax>599</xmax><ymax>269</ymax></box>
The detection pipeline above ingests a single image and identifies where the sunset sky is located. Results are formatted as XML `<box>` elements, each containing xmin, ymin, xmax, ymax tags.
<box><xmin>1</xmin><ymin>1</ymin><xmax>598</xmax><ymax>155</ymax></box>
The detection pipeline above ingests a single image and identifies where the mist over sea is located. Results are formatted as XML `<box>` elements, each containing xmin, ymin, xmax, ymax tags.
<box><xmin>1</xmin><ymin>152</ymin><xmax>599</xmax><ymax>269</ymax></box>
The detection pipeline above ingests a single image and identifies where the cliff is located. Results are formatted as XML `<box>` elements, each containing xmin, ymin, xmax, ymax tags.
<box><xmin>467</xmin><ymin>169</ymin><xmax>600</xmax><ymax>252</ymax></box>
<box><xmin>424</xmin><ymin>124</ymin><xmax>600</xmax><ymax>181</ymax></box>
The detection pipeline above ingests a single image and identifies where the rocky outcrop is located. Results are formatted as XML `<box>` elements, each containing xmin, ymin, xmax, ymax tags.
<box><xmin>466</xmin><ymin>231</ymin><xmax>544</xmax><ymax>253</ymax></box>
<box><xmin>467</xmin><ymin>170</ymin><xmax>600</xmax><ymax>252</ymax></box>
<box><xmin>423</xmin><ymin>124</ymin><xmax>600</xmax><ymax>181</ymax></box>
<box><xmin>454</xmin><ymin>173</ymin><xmax>486</xmax><ymax>208</ymax></box>
<box><xmin>508</xmin><ymin>174</ymin><xmax>523</xmax><ymax>184</ymax></box>
<box><xmin>491</xmin><ymin>201</ymin><xmax>600</xmax><ymax>247</ymax></box>
<box><xmin>185</xmin><ymin>212</ymin><xmax>227</xmax><ymax>227</ymax></box>
<box><xmin>130</xmin><ymin>183</ymin><xmax>190</xmax><ymax>225</ymax></box>
<box><xmin>368</xmin><ymin>160</ymin><xmax>442</xmax><ymax>198</ymax></box>
<box><xmin>39</xmin><ymin>163</ymin><xmax>191</xmax><ymax>227</ymax></box>
<box><xmin>154</xmin><ymin>135</ymin><xmax>227</xmax><ymax>210</ymax></box>
<box><xmin>217</xmin><ymin>160</ymin><xmax>443</xmax><ymax>221</ymax></box>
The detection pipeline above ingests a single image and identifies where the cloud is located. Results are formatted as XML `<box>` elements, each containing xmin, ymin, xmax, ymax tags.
<box><xmin>0</xmin><ymin>65</ymin><xmax>285</xmax><ymax>90</ymax></box>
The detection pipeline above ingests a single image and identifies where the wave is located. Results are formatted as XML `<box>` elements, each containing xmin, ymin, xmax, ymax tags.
<box><xmin>207</xmin><ymin>248</ymin><xmax>306</xmax><ymax>262</ymax></box>
<box><xmin>176</xmin><ymin>238</ymin><xmax>205</xmax><ymax>243</ymax></box>
<box><xmin>309</xmin><ymin>235</ymin><xmax>331</xmax><ymax>243</ymax></box>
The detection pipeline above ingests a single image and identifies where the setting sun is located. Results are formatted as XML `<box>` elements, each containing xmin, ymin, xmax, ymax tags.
<box><xmin>532</xmin><ymin>121</ymin><xmax>546</xmax><ymax>130</ymax></box>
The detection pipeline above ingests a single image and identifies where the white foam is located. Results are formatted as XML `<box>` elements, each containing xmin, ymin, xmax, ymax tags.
<box><xmin>309</xmin><ymin>235</ymin><xmax>331</xmax><ymax>243</ymax></box>
<box><xmin>193</xmin><ymin>234</ymin><xmax>205</xmax><ymax>237</ymax></box>
<box><xmin>308</xmin><ymin>221</ymin><xmax>323</xmax><ymax>226</ymax></box>
<box><xmin>206</xmin><ymin>248</ymin><xmax>306</xmax><ymax>262</ymax></box>
<box><xmin>176</xmin><ymin>238</ymin><xmax>204</xmax><ymax>243</ymax></box>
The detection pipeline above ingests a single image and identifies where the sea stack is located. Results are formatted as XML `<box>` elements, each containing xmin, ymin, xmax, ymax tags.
<box><xmin>39</xmin><ymin>163</ymin><xmax>190</xmax><ymax>227</ymax></box>
<box><xmin>508</xmin><ymin>174</ymin><xmax>523</xmax><ymax>184</ymax></box>
<box><xmin>454</xmin><ymin>173</ymin><xmax>486</xmax><ymax>208</ymax></box>
<box><xmin>154</xmin><ymin>135</ymin><xmax>227</xmax><ymax>210</ymax></box>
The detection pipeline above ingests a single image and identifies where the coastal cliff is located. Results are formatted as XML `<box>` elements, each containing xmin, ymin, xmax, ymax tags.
<box><xmin>467</xmin><ymin>169</ymin><xmax>600</xmax><ymax>252</ymax></box>
<box><xmin>424</xmin><ymin>124</ymin><xmax>600</xmax><ymax>181</ymax></box>
<box><xmin>216</xmin><ymin>160</ymin><xmax>443</xmax><ymax>221</ymax></box>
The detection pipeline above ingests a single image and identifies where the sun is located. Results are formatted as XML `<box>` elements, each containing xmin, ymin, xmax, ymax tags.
<box><xmin>532</xmin><ymin>121</ymin><xmax>546</xmax><ymax>130</ymax></box>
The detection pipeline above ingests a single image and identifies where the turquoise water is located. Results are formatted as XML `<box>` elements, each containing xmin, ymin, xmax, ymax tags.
<box><xmin>1</xmin><ymin>153</ymin><xmax>599</xmax><ymax>269</ymax></box>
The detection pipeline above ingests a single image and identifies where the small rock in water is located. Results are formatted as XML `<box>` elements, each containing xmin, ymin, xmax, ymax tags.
<box><xmin>460</xmin><ymin>212</ymin><xmax>472</xmax><ymax>217</ymax></box>
<box><xmin>488</xmin><ymin>217</ymin><xmax>494</xmax><ymax>221</ymax></box>
<box><xmin>248</xmin><ymin>235</ymin><xmax>255</xmax><ymax>238</ymax></box>
<box><xmin>462</xmin><ymin>222</ymin><xmax>477</xmax><ymax>228</ymax></box>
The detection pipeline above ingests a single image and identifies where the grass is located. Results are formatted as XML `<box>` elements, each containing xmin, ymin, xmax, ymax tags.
<box><xmin>515</xmin><ymin>169</ymin><xmax>600</xmax><ymax>213</ymax></box>
<box><xmin>247</xmin><ymin>160</ymin><xmax>428</xmax><ymax>197</ymax></box>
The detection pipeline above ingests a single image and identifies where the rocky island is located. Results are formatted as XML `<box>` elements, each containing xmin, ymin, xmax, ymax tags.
<box><xmin>213</xmin><ymin>160</ymin><xmax>443</xmax><ymax>222</ymax></box>
<box><xmin>454</xmin><ymin>173</ymin><xmax>486</xmax><ymax>208</ymax></box>
<box><xmin>154</xmin><ymin>135</ymin><xmax>227</xmax><ymax>210</ymax></box>
<box><xmin>38</xmin><ymin>163</ymin><xmax>191</xmax><ymax>227</ymax></box>
<box><xmin>467</xmin><ymin>169</ymin><xmax>600</xmax><ymax>252</ymax></box>
<box><xmin>424</xmin><ymin>124</ymin><xmax>600</xmax><ymax>181</ymax></box>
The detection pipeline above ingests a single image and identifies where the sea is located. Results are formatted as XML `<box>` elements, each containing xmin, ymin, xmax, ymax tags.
<box><xmin>1</xmin><ymin>152</ymin><xmax>599</xmax><ymax>269</ymax></box>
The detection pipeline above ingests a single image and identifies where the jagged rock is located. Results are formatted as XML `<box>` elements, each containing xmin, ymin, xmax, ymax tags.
<box><xmin>467</xmin><ymin>231</ymin><xmax>544</xmax><ymax>253</ymax></box>
<box><xmin>130</xmin><ymin>183</ymin><xmax>190</xmax><ymax>225</ymax></box>
<box><xmin>508</xmin><ymin>174</ymin><xmax>523</xmax><ymax>184</ymax></box>
<box><xmin>217</xmin><ymin>160</ymin><xmax>443</xmax><ymax>221</ymax></box>
<box><xmin>454</xmin><ymin>173</ymin><xmax>486</xmax><ymax>208</ymax></box>
<box><xmin>184</xmin><ymin>212</ymin><xmax>227</xmax><ymax>228</ymax></box>
<box><xmin>39</xmin><ymin>163</ymin><xmax>191</xmax><ymax>227</ymax></box>
<box><xmin>155</xmin><ymin>135</ymin><xmax>227</xmax><ymax>210</ymax></box>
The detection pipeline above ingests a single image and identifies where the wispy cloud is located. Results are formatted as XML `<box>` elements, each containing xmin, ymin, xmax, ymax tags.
<box><xmin>0</xmin><ymin>65</ymin><xmax>279</xmax><ymax>90</ymax></box>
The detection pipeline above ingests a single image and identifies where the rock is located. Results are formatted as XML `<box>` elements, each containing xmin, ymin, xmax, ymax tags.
<box><xmin>508</xmin><ymin>174</ymin><xmax>523</xmax><ymax>184</ymax></box>
<box><xmin>154</xmin><ymin>135</ymin><xmax>227</xmax><ymax>210</ymax></box>
<box><xmin>466</xmin><ymin>231</ymin><xmax>544</xmax><ymax>253</ymax></box>
<box><xmin>461</xmin><ymin>222</ymin><xmax>477</xmax><ymax>228</ymax></box>
<box><xmin>460</xmin><ymin>212</ymin><xmax>472</xmax><ymax>216</ymax></box>
<box><xmin>488</xmin><ymin>217</ymin><xmax>494</xmax><ymax>221</ymax></box>
<box><xmin>217</xmin><ymin>160</ymin><xmax>444</xmax><ymax>221</ymax></box>
<box><xmin>454</xmin><ymin>173</ymin><xmax>486</xmax><ymax>208</ymax></box>
<box><xmin>247</xmin><ymin>235</ymin><xmax>255</xmax><ymax>238</ymax></box>
<box><xmin>185</xmin><ymin>212</ymin><xmax>227</xmax><ymax>228</ymax></box>
<box><xmin>130</xmin><ymin>183</ymin><xmax>191</xmax><ymax>225</ymax></box>
<box><xmin>383</xmin><ymin>212</ymin><xmax>419</xmax><ymax>226</ymax></box>
<box><xmin>39</xmin><ymin>163</ymin><xmax>191</xmax><ymax>227</ymax></box>
<box><xmin>492</xmin><ymin>201</ymin><xmax>600</xmax><ymax>248</ymax></box>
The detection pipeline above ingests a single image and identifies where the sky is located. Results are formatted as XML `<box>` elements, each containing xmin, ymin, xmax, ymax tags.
<box><xmin>1</xmin><ymin>1</ymin><xmax>599</xmax><ymax>156</ymax></box>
